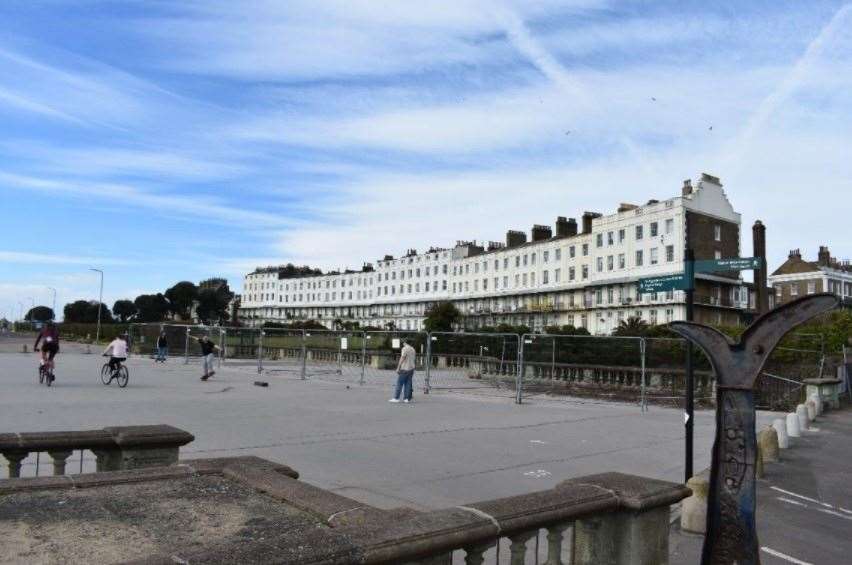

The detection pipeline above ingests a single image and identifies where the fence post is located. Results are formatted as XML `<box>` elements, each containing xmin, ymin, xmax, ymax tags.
<box><xmin>640</xmin><ymin>338</ymin><xmax>647</xmax><ymax>413</ymax></box>
<box><xmin>300</xmin><ymin>330</ymin><xmax>307</xmax><ymax>380</ymax></box>
<box><xmin>184</xmin><ymin>327</ymin><xmax>190</xmax><ymax>365</ymax></box>
<box><xmin>218</xmin><ymin>329</ymin><xmax>225</xmax><ymax>368</ymax></box>
<box><xmin>359</xmin><ymin>331</ymin><xmax>366</xmax><ymax>386</ymax></box>
<box><xmin>424</xmin><ymin>332</ymin><xmax>432</xmax><ymax>394</ymax></box>
<box><xmin>257</xmin><ymin>330</ymin><xmax>264</xmax><ymax>374</ymax></box>
<box><xmin>516</xmin><ymin>334</ymin><xmax>525</xmax><ymax>404</ymax></box>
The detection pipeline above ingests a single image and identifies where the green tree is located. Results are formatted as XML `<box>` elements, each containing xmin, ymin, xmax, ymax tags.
<box><xmin>25</xmin><ymin>306</ymin><xmax>55</xmax><ymax>322</ymax></box>
<box><xmin>164</xmin><ymin>281</ymin><xmax>198</xmax><ymax>320</ymax></box>
<box><xmin>195</xmin><ymin>288</ymin><xmax>230</xmax><ymax>324</ymax></box>
<box><xmin>134</xmin><ymin>294</ymin><xmax>170</xmax><ymax>322</ymax></box>
<box><xmin>612</xmin><ymin>316</ymin><xmax>649</xmax><ymax>337</ymax></box>
<box><xmin>112</xmin><ymin>299</ymin><xmax>138</xmax><ymax>323</ymax></box>
<box><xmin>424</xmin><ymin>302</ymin><xmax>461</xmax><ymax>332</ymax></box>
<box><xmin>62</xmin><ymin>300</ymin><xmax>111</xmax><ymax>323</ymax></box>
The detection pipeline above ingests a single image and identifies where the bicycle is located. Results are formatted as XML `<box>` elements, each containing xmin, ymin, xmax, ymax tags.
<box><xmin>35</xmin><ymin>348</ymin><xmax>55</xmax><ymax>386</ymax></box>
<box><xmin>101</xmin><ymin>355</ymin><xmax>129</xmax><ymax>388</ymax></box>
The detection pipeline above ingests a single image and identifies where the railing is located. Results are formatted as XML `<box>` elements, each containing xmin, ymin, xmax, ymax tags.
<box><xmin>0</xmin><ymin>425</ymin><xmax>194</xmax><ymax>479</ymax></box>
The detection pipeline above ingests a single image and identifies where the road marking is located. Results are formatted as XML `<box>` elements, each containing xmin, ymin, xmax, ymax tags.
<box><xmin>770</xmin><ymin>486</ymin><xmax>834</xmax><ymax>509</ymax></box>
<box><xmin>523</xmin><ymin>469</ymin><xmax>552</xmax><ymax>478</ymax></box>
<box><xmin>760</xmin><ymin>547</ymin><xmax>813</xmax><ymax>565</ymax></box>
<box><xmin>816</xmin><ymin>507</ymin><xmax>852</xmax><ymax>521</ymax></box>
<box><xmin>776</xmin><ymin>497</ymin><xmax>807</xmax><ymax>507</ymax></box>
<box><xmin>529</xmin><ymin>440</ymin><xmax>547</xmax><ymax>444</ymax></box>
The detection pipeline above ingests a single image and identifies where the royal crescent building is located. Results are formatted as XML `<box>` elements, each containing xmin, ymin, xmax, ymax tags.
<box><xmin>239</xmin><ymin>174</ymin><xmax>759</xmax><ymax>334</ymax></box>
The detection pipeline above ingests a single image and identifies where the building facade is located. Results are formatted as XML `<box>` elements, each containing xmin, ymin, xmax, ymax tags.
<box><xmin>769</xmin><ymin>246</ymin><xmax>852</xmax><ymax>307</ymax></box>
<box><xmin>239</xmin><ymin>174</ymin><xmax>755</xmax><ymax>334</ymax></box>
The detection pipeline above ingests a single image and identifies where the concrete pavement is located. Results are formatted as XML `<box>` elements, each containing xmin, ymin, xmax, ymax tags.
<box><xmin>1</xmin><ymin>335</ymin><xmax>783</xmax><ymax>512</ymax></box>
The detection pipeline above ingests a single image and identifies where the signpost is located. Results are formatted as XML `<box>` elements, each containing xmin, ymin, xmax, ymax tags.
<box><xmin>638</xmin><ymin>254</ymin><xmax>763</xmax><ymax>483</ymax></box>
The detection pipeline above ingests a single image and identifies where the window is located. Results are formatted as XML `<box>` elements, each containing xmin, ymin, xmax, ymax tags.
<box><xmin>443</xmin><ymin>280</ymin><xmax>447</xmax><ymax>290</ymax></box>
<box><xmin>618</xmin><ymin>253</ymin><xmax>625</xmax><ymax>269</ymax></box>
<box><xmin>515</xmin><ymin>256</ymin><xmax>521</xmax><ymax>267</ymax></box>
<box><xmin>596</xmin><ymin>233</ymin><xmax>603</xmax><ymax>247</ymax></box>
<box><xmin>503</xmin><ymin>276</ymin><xmax>508</xmax><ymax>287</ymax></box>
<box><xmin>523</xmin><ymin>254</ymin><xmax>529</xmax><ymax>266</ymax></box>
<box><xmin>542</xmin><ymin>270</ymin><xmax>549</xmax><ymax>284</ymax></box>
<box><xmin>607</xmin><ymin>231</ymin><xmax>614</xmax><ymax>245</ymax></box>
<box><xmin>607</xmin><ymin>287</ymin><xmax>614</xmax><ymax>304</ymax></box>
<box><xmin>483</xmin><ymin>279</ymin><xmax>489</xmax><ymax>290</ymax></box>
<box><xmin>530</xmin><ymin>272</ymin><xmax>536</xmax><ymax>285</ymax></box>
<box><xmin>443</xmin><ymin>264</ymin><xmax>448</xmax><ymax>274</ymax></box>
<box><xmin>494</xmin><ymin>277</ymin><xmax>498</xmax><ymax>289</ymax></box>
<box><xmin>569</xmin><ymin>246</ymin><xmax>576</xmax><ymax>258</ymax></box>
<box><xmin>531</xmin><ymin>253</ymin><xmax>536</xmax><ymax>265</ymax></box>
<box><xmin>650</xmin><ymin>222</ymin><xmax>658</xmax><ymax>237</ymax></box>
<box><xmin>543</xmin><ymin>250</ymin><xmax>549</xmax><ymax>263</ymax></box>
<box><xmin>522</xmin><ymin>273</ymin><xmax>528</xmax><ymax>286</ymax></box>
<box><xmin>714</xmin><ymin>250</ymin><xmax>722</xmax><ymax>260</ymax></box>
<box><xmin>666</xmin><ymin>245</ymin><xmax>674</xmax><ymax>262</ymax></box>
<box><xmin>582</xmin><ymin>244</ymin><xmax>589</xmax><ymax>256</ymax></box>
<box><xmin>515</xmin><ymin>274</ymin><xmax>520</xmax><ymax>287</ymax></box>
<box><xmin>618</xmin><ymin>229</ymin><xmax>625</xmax><ymax>243</ymax></box>
<box><xmin>636</xmin><ymin>250</ymin><xmax>644</xmax><ymax>266</ymax></box>
<box><xmin>504</xmin><ymin>258</ymin><xmax>509</xmax><ymax>269</ymax></box>
<box><xmin>790</xmin><ymin>284</ymin><xmax>798</xmax><ymax>296</ymax></box>
<box><xmin>665</xmin><ymin>219</ymin><xmax>674</xmax><ymax>234</ymax></box>
<box><xmin>650</xmin><ymin>248</ymin><xmax>658</xmax><ymax>265</ymax></box>
<box><xmin>635</xmin><ymin>225</ymin><xmax>643</xmax><ymax>240</ymax></box>
<box><xmin>596</xmin><ymin>289</ymin><xmax>603</xmax><ymax>305</ymax></box>
<box><xmin>714</xmin><ymin>225</ymin><xmax>721</xmax><ymax>241</ymax></box>
<box><xmin>597</xmin><ymin>257</ymin><xmax>604</xmax><ymax>272</ymax></box>
<box><xmin>555</xmin><ymin>248</ymin><xmax>561</xmax><ymax>260</ymax></box>
<box><xmin>807</xmin><ymin>281</ymin><xmax>816</xmax><ymax>294</ymax></box>
<box><xmin>474</xmin><ymin>263</ymin><xmax>479</xmax><ymax>274</ymax></box>
<box><xmin>425</xmin><ymin>282</ymin><xmax>430</xmax><ymax>292</ymax></box>
<box><xmin>494</xmin><ymin>259</ymin><xmax>499</xmax><ymax>270</ymax></box>
<box><xmin>483</xmin><ymin>261</ymin><xmax>488</xmax><ymax>272</ymax></box>
<box><xmin>555</xmin><ymin>268</ymin><xmax>561</xmax><ymax>283</ymax></box>
<box><xmin>582</xmin><ymin>265</ymin><xmax>589</xmax><ymax>279</ymax></box>
<box><xmin>569</xmin><ymin>267</ymin><xmax>575</xmax><ymax>281</ymax></box>
<box><xmin>607</xmin><ymin>256</ymin><xmax>614</xmax><ymax>271</ymax></box>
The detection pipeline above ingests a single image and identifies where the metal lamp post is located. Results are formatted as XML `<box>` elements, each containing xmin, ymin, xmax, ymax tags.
<box><xmin>90</xmin><ymin>268</ymin><xmax>104</xmax><ymax>344</ymax></box>
<box><xmin>47</xmin><ymin>287</ymin><xmax>57</xmax><ymax>320</ymax></box>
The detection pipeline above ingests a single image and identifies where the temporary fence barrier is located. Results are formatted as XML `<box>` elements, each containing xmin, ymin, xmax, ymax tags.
<box><xmin>427</xmin><ymin>332</ymin><xmax>521</xmax><ymax>392</ymax></box>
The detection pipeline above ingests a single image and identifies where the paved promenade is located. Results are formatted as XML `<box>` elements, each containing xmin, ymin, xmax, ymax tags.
<box><xmin>0</xmin><ymin>334</ymin><xmax>783</xmax><ymax>511</ymax></box>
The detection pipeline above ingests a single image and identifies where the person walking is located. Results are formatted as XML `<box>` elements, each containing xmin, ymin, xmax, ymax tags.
<box><xmin>389</xmin><ymin>339</ymin><xmax>416</xmax><ymax>403</ymax></box>
<box><xmin>193</xmin><ymin>335</ymin><xmax>219</xmax><ymax>381</ymax></box>
<box><xmin>155</xmin><ymin>331</ymin><xmax>168</xmax><ymax>363</ymax></box>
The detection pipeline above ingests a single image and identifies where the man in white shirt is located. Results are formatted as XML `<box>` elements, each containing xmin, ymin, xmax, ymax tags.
<box><xmin>103</xmin><ymin>334</ymin><xmax>129</xmax><ymax>372</ymax></box>
<box><xmin>389</xmin><ymin>339</ymin><xmax>416</xmax><ymax>403</ymax></box>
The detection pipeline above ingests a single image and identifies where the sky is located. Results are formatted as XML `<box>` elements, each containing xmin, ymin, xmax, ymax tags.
<box><xmin>1</xmin><ymin>0</ymin><xmax>851</xmax><ymax>320</ymax></box>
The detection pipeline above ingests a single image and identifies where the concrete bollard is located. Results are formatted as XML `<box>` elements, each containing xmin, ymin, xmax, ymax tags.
<box><xmin>757</xmin><ymin>426</ymin><xmax>779</xmax><ymax>463</ymax></box>
<box><xmin>772</xmin><ymin>418</ymin><xmax>789</xmax><ymax>449</ymax></box>
<box><xmin>786</xmin><ymin>413</ymin><xmax>801</xmax><ymax>438</ymax></box>
<box><xmin>796</xmin><ymin>404</ymin><xmax>809</xmax><ymax>431</ymax></box>
<box><xmin>809</xmin><ymin>394</ymin><xmax>822</xmax><ymax>416</ymax></box>
<box><xmin>22</xmin><ymin>344</ymin><xmax>28</xmax><ymax>353</ymax></box>
<box><xmin>806</xmin><ymin>400</ymin><xmax>817</xmax><ymax>422</ymax></box>
<box><xmin>681</xmin><ymin>470</ymin><xmax>710</xmax><ymax>534</ymax></box>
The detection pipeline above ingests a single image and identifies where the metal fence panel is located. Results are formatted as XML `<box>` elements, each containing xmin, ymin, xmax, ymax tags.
<box><xmin>520</xmin><ymin>334</ymin><xmax>647</xmax><ymax>406</ymax></box>
<box><xmin>427</xmin><ymin>332</ymin><xmax>521</xmax><ymax>392</ymax></box>
<box><xmin>361</xmin><ymin>331</ymin><xmax>429</xmax><ymax>392</ymax></box>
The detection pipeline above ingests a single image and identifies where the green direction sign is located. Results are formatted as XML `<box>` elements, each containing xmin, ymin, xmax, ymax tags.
<box><xmin>694</xmin><ymin>257</ymin><xmax>762</xmax><ymax>273</ymax></box>
<box><xmin>638</xmin><ymin>273</ymin><xmax>689</xmax><ymax>294</ymax></box>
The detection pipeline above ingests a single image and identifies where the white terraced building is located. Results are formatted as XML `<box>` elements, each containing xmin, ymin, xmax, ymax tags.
<box><xmin>239</xmin><ymin>174</ymin><xmax>757</xmax><ymax>334</ymax></box>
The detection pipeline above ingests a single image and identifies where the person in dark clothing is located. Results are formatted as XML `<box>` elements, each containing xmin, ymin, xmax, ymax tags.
<box><xmin>156</xmin><ymin>331</ymin><xmax>168</xmax><ymax>362</ymax></box>
<box><xmin>34</xmin><ymin>321</ymin><xmax>60</xmax><ymax>381</ymax></box>
<box><xmin>192</xmin><ymin>335</ymin><xmax>219</xmax><ymax>380</ymax></box>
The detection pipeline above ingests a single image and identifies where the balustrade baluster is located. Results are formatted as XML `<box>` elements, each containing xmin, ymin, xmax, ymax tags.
<box><xmin>3</xmin><ymin>451</ymin><xmax>29</xmax><ymax>478</ymax></box>
<box><xmin>48</xmin><ymin>450</ymin><xmax>73</xmax><ymax>476</ymax></box>
<box><xmin>544</xmin><ymin>522</ymin><xmax>571</xmax><ymax>565</ymax></box>
<box><xmin>509</xmin><ymin>531</ymin><xmax>535</xmax><ymax>565</ymax></box>
<box><xmin>463</xmin><ymin>542</ymin><xmax>493</xmax><ymax>565</ymax></box>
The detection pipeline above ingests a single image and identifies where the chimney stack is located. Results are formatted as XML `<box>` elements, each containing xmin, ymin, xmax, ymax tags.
<box><xmin>555</xmin><ymin>216</ymin><xmax>578</xmax><ymax>237</ymax></box>
<box><xmin>682</xmin><ymin>179</ymin><xmax>693</xmax><ymax>196</ymax></box>
<box><xmin>752</xmin><ymin>220</ymin><xmax>768</xmax><ymax>314</ymax></box>
<box><xmin>581</xmin><ymin>212</ymin><xmax>601</xmax><ymax>234</ymax></box>
<box><xmin>818</xmin><ymin>246</ymin><xmax>831</xmax><ymax>266</ymax></box>
<box><xmin>788</xmin><ymin>249</ymin><xmax>801</xmax><ymax>259</ymax></box>
<box><xmin>531</xmin><ymin>224</ymin><xmax>552</xmax><ymax>242</ymax></box>
<box><xmin>506</xmin><ymin>230</ymin><xmax>527</xmax><ymax>248</ymax></box>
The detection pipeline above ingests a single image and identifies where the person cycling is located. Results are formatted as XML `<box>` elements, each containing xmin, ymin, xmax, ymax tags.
<box><xmin>103</xmin><ymin>334</ymin><xmax>129</xmax><ymax>373</ymax></box>
<box><xmin>34</xmin><ymin>321</ymin><xmax>60</xmax><ymax>380</ymax></box>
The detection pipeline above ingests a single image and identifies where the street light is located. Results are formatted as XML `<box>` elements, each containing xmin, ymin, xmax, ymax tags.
<box><xmin>47</xmin><ymin>287</ymin><xmax>57</xmax><ymax>320</ymax></box>
<box><xmin>90</xmin><ymin>268</ymin><xmax>104</xmax><ymax>344</ymax></box>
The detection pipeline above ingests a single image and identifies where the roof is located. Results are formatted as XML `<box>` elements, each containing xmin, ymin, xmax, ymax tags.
<box><xmin>771</xmin><ymin>256</ymin><xmax>821</xmax><ymax>276</ymax></box>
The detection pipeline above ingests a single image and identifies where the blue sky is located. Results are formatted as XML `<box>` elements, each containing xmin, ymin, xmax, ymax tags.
<box><xmin>1</xmin><ymin>0</ymin><xmax>851</xmax><ymax>319</ymax></box>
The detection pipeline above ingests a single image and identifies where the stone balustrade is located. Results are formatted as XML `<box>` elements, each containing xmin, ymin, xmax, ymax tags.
<box><xmin>0</xmin><ymin>425</ymin><xmax>194</xmax><ymax>478</ymax></box>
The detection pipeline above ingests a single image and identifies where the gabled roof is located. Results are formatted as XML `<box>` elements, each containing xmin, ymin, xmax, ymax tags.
<box><xmin>771</xmin><ymin>256</ymin><xmax>820</xmax><ymax>276</ymax></box>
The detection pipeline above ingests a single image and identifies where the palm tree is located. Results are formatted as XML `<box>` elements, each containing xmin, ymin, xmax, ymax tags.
<box><xmin>612</xmin><ymin>316</ymin><xmax>649</xmax><ymax>337</ymax></box>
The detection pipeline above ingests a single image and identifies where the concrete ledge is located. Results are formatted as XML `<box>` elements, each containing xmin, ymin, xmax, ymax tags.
<box><xmin>559</xmin><ymin>472</ymin><xmax>693</xmax><ymax>511</ymax></box>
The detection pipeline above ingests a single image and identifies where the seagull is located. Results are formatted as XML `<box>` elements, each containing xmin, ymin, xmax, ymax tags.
<box><xmin>708</xmin><ymin>126</ymin><xmax>713</xmax><ymax>131</ymax></box>
<box><xmin>651</xmin><ymin>97</ymin><xmax>656</xmax><ymax>101</ymax></box>
<box><xmin>565</xmin><ymin>130</ymin><xmax>571</xmax><ymax>135</ymax></box>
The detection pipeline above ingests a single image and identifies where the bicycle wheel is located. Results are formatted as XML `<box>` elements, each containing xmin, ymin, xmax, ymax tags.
<box><xmin>117</xmin><ymin>366</ymin><xmax>129</xmax><ymax>388</ymax></box>
<box><xmin>38</xmin><ymin>365</ymin><xmax>45</xmax><ymax>385</ymax></box>
<box><xmin>46</xmin><ymin>371</ymin><xmax>53</xmax><ymax>387</ymax></box>
<box><xmin>101</xmin><ymin>364</ymin><xmax>112</xmax><ymax>385</ymax></box>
